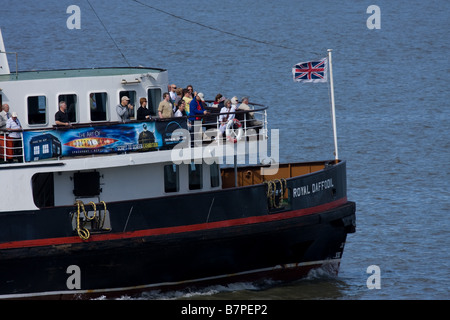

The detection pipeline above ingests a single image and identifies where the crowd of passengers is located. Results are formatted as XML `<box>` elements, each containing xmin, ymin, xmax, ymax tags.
<box><xmin>0</xmin><ymin>84</ymin><xmax>260</xmax><ymax>150</ymax></box>
<box><xmin>117</xmin><ymin>84</ymin><xmax>260</xmax><ymax>134</ymax></box>
<box><xmin>0</xmin><ymin>85</ymin><xmax>261</xmax><ymax>162</ymax></box>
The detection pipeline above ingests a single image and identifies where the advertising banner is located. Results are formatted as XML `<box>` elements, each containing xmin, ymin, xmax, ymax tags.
<box><xmin>22</xmin><ymin>119</ymin><xmax>187</xmax><ymax>162</ymax></box>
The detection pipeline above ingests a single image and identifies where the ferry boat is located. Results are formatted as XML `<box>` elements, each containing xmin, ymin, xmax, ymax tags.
<box><xmin>0</xmin><ymin>29</ymin><xmax>356</xmax><ymax>299</ymax></box>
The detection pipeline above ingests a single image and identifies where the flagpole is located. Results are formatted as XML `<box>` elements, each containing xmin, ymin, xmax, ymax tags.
<box><xmin>327</xmin><ymin>49</ymin><xmax>339</xmax><ymax>162</ymax></box>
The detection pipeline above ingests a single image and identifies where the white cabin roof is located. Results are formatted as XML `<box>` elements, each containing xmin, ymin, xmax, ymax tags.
<box><xmin>0</xmin><ymin>67</ymin><xmax>166</xmax><ymax>82</ymax></box>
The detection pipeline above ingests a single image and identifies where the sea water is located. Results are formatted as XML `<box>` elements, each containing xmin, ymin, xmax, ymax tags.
<box><xmin>0</xmin><ymin>0</ymin><xmax>448</xmax><ymax>300</ymax></box>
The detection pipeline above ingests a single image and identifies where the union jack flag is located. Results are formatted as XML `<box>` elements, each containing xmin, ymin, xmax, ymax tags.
<box><xmin>292</xmin><ymin>58</ymin><xmax>328</xmax><ymax>83</ymax></box>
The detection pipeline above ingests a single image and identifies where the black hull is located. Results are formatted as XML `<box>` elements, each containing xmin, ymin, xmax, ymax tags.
<box><xmin>0</xmin><ymin>161</ymin><xmax>356</xmax><ymax>299</ymax></box>
<box><xmin>0</xmin><ymin>202</ymin><xmax>355</xmax><ymax>299</ymax></box>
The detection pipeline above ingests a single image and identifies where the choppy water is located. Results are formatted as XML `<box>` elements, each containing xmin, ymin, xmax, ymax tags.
<box><xmin>1</xmin><ymin>0</ymin><xmax>448</xmax><ymax>300</ymax></box>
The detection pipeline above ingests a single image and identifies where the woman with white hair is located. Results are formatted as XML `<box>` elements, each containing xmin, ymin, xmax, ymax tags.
<box><xmin>219</xmin><ymin>99</ymin><xmax>236</xmax><ymax>136</ymax></box>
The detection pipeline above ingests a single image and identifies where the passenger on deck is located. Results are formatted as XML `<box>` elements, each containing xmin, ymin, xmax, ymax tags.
<box><xmin>116</xmin><ymin>96</ymin><xmax>134</xmax><ymax>122</ymax></box>
<box><xmin>235</xmin><ymin>96</ymin><xmax>251</xmax><ymax>121</ymax></box>
<box><xmin>174</xmin><ymin>100</ymin><xmax>187</xmax><ymax>117</ymax></box>
<box><xmin>189</xmin><ymin>93</ymin><xmax>209</xmax><ymax>122</ymax></box>
<box><xmin>230</xmin><ymin>96</ymin><xmax>240</xmax><ymax>121</ymax></box>
<box><xmin>137</xmin><ymin>97</ymin><xmax>151</xmax><ymax>120</ymax></box>
<box><xmin>174</xmin><ymin>87</ymin><xmax>183</xmax><ymax>110</ymax></box>
<box><xmin>237</xmin><ymin>96</ymin><xmax>253</xmax><ymax>115</ymax></box>
<box><xmin>237</xmin><ymin>96</ymin><xmax>261</xmax><ymax>129</ymax></box>
<box><xmin>212</xmin><ymin>94</ymin><xmax>225</xmax><ymax>109</ymax></box>
<box><xmin>158</xmin><ymin>93</ymin><xmax>173</xmax><ymax>118</ymax></box>
<box><xmin>0</xmin><ymin>104</ymin><xmax>11</xmax><ymax>129</ymax></box>
<box><xmin>6</xmin><ymin>112</ymin><xmax>23</xmax><ymax>162</ymax></box>
<box><xmin>219</xmin><ymin>99</ymin><xmax>236</xmax><ymax>136</ymax></box>
<box><xmin>55</xmin><ymin>101</ymin><xmax>71</xmax><ymax>127</ymax></box>
<box><xmin>169</xmin><ymin>84</ymin><xmax>177</xmax><ymax>103</ymax></box>
<box><xmin>187</xmin><ymin>84</ymin><xmax>196</xmax><ymax>97</ymax></box>
<box><xmin>203</xmin><ymin>94</ymin><xmax>223</xmax><ymax>129</ymax></box>
<box><xmin>6</xmin><ymin>112</ymin><xmax>22</xmax><ymax>138</ymax></box>
<box><xmin>182</xmin><ymin>88</ymin><xmax>193</xmax><ymax>114</ymax></box>
<box><xmin>231</xmin><ymin>96</ymin><xmax>239</xmax><ymax>109</ymax></box>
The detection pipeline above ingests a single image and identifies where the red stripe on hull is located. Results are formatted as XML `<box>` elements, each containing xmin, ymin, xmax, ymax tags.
<box><xmin>0</xmin><ymin>197</ymin><xmax>347</xmax><ymax>250</ymax></box>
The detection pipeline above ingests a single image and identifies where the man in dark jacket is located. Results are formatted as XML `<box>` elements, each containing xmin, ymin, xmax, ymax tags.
<box><xmin>188</xmin><ymin>93</ymin><xmax>209</xmax><ymax>122</ymax></box>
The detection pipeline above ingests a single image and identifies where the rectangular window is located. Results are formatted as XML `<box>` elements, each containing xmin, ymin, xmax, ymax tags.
<box><xmin>58</xmin><ymin>94</ymin><xmax>77</xmax><ymax>123</ymax></box>
<box><xmin>147</xmin><ymin>88</ymin><xmax>162</xmax><ymax>117</ymax></box>
<box><xmin>32</xmin><ymin>173</ymin><xmax>54</xmax><ymax>208</ymax></box>
<box><xmin>120</xmin><ymin>90</ymin><xmax>136</xmax><ymax>119</ymax></box>
<box><xmin>27</xmin><ymin>95</ymin><xmax>47</xmax><ymax>125</ymax></box>
<box><xmin>210</xmin><ymin>163</ymin><xmax>220</xmax><ymax>188</ymax></box>
<box><xmin>164</xmin><ymin>164</ymin><xmax>179</xmax><ymax>193</ymax></box>
<box><xmin>73</xmin><ymin>171</ymin><xmax>101</xmax><ymax>197</ymax></box>
<box><xmin>189</xmin><ymin>162</ymin><xmax>203</xmax><ymax>190</ymax></box>
<box><xmin>89</xmin><ymin>92</ymin><xmax>108</xmax><ymax>121</ymax></box>
<box><xmin>43</xmin><ymin>144</ymin><xmax>49</xmax><ymax>154</ymax></box>
<box><xmin>33</xmin><ymin>146</ymin><xmax>40</xmax><ymax>155</ymax></box>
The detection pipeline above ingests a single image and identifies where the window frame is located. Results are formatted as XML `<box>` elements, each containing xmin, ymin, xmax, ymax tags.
<box><xmin>119</xmin><ymin>90</ymin><xmax>137</xmax><ymax>120</ymax></box>
<box><xmin>89</xmin><ymin>92</ymin><xmax>108</xmax><ymax>122</ymax></box>
<box><xmin>164</xmin><ymin>164</ymin><xmax>180</xmax><ymax>193</ymax></box>
<box><xmin>210</xmin><ymin>163</ymin><xmax>221</xmax><ymax>188</ymax></box>
<box><xmin>147</xmin><ymin>88</ymin><xmax>162</xmax><ymax>117</ymax></box>
<box><xmin>27</xmin><ymin>95</ymin><xmax>48</xmax><ymax>126</ymax></box>
<box><xmin>58</xmin><ymin>93</ymin><xmax>78</xmax><ymax>124</ymax></box>
<box><xmin>188</xmin><ymin>162</ymin><xmax>203</xmax><ymax>190</ymax></box>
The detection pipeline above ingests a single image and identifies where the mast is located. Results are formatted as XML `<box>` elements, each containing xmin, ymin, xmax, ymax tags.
<box><xmin>327</xmin><ymin>49</ymin><xmax>338</xmax><ymax>162</ymax></box>
<box><xmin>0</xmin><ymin>28</ymin><xmax>11</xmax><ymax>75</ymax></box>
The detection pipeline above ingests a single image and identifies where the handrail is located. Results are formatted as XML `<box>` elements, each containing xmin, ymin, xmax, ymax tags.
<box><xmin>0</xmin><ymin>103</ymin><xmax>269</xmax><ymax>164</ymax></box>
<box><xmin>9</xmin><ymin>103</ymin><xmax>269</xmax><ymax>132</ymax></box>
<box><xmin>0</xmin><ymin>132</ymin><xmax>24</xmax><ymax>163</ymax></box>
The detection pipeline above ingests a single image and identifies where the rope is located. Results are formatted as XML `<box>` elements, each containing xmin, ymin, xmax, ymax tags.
<box><xmin>74</xmin><ymin>200</ymin><xmax>110</xmax><ymax>240</ymax></box>
<box><xmin>75</xmin><ymin>201</ymin><xmax>90</xmax><ymax>240</ymax></box>
<box><xmin>100</xmin><ymin>201</ymin><xmax>108</xmax><ymax>229</ymax></box>
<box><xmin>264</xmin><ymin>178</ymin><xmax>287</xmax><ymax>209</ymax></box>
<box><xmin>86</xmin><ymin>0</ymin><xmax>131</xmax><ymax>67</ymax></box>
<box><xmin>131</xmin><ymin>0</ymin><xmax>320</xmax><ymax>54</ymax></box>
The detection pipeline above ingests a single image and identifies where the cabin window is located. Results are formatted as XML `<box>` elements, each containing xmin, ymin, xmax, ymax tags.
<box><xmin>90</xmin><ymin>92</ymin><xmax>107</xmax><ymax>121</ymax></box>
<box><xmin>73</xmin><ymin>171</ymin><xmax>101</xmax><ymax>197</ymax></box>
<box><xmin>32</xmin><ymin>172</ymin><xmax>54</xmax><ymax>208</ymax></box>
<box><xmin>164</xmin><ymin>164</ymin><xmax>179</xmax><ymax>193</ymax></box>
<box><xmin>189</xmin><ymin>162</ymin><xmax>203</xmax><ymax>190</ymax></box>
<box><xmin>58</xmin><ymin>94</ymin><xmax>77</xmax><ymax>123</ymax></box>
<box><xmin>27</xmin><ymin>95</ymin><xmax>47</xmax><ymax>125</ymax></box>
<box><xmin>210</xmin><ymin>163</ymin><xmax>220</xmax><ymax>188</ymax></box>
<box><xmin>120</xmin><ymin>90</ymin><xmax>136</xmax><ymax>119</ymax></box>
<box><xmin>147</xmin><ymin>88</ymin><xmax>162</xmax><ymax>116</ymax></box>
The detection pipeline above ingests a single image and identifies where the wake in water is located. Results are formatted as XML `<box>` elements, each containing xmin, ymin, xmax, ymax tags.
<box><xmin>93</xmin><ymin>264</ymin><xmax>342</xmax><ymax>300</ymax></box>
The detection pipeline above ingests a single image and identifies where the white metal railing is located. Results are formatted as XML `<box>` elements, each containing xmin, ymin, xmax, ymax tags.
<box><xmin>0</xmin><ymin>104</ymin><xmax>268</xmax><ymax>164</ymax></box>
<box><xmin>190</xmin><ymin>106</ymin><xmax>267</xmax><ymax>146</ymax></box>
<box><xmin>0</xmin><ymin>132</ymin><xmax>24</xmax><ymax>163</ymax></box>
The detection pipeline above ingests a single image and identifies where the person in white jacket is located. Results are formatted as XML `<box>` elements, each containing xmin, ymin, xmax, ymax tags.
<box><xmin>219</xmin><ymin>99</ymin><xmax>236</xmax><ymax>136</ymax></box>
<box><xmin>6</xmin><ymin>112</ymin><xmax>23</xmax><ymax>162</ymax></box>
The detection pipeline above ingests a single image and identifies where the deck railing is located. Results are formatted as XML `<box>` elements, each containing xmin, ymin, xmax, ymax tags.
<box><xmin>0</xmin><ymin>133</ymin><xmax>24</xmax><ymax>163</ymax></box>
<box><xmin>0</xmin><ymin>104</ymin><xmax>268</xmax><ymax>164</ymax></box>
